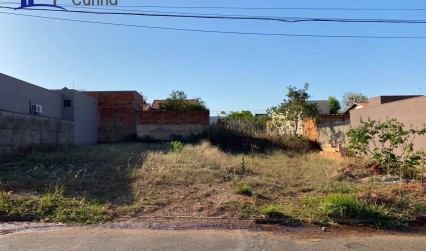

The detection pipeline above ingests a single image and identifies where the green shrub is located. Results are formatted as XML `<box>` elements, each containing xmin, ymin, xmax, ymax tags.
<box><xmin>161</xmin><ymin>90</ymin><xmax>208</xmax><ymax>111</ymax></box>
<box><xmin>170</xmin><ymin>140</ymin><xmax>184</xmax><ymax>152</ymax></box>
<box><xmin>235</xmin><ymin>184</ymin><xmax>252</xmax><ymax>196</ymax></box>
<box><xmin>347</xmin><ymin>119</ymin><xmax>426</xmax><ymax>179</ymax></box>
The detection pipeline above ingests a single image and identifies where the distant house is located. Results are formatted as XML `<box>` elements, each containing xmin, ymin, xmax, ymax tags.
<box><xmin>307</xmin><ymin>100</ymin><xmax>330</xmax><ymax>114</ymax></box>
<box><xmin>344</xmin><ymin>102</ymin><xmax>369</xmax><ymax>114</ymax></box>
<box><xmin>0</xmin><ymin>73</ymin><xmax>98</xmax><ymax>152</ymax></box>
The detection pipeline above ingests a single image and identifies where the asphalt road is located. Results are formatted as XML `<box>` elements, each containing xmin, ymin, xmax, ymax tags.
<box><xmin>0</xmin><ymin>228</ymin><xmax>425</xmax><ymax>251</ymax></box>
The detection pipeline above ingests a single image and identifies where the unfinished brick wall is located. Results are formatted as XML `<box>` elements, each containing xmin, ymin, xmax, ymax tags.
<box><xmin>138</xmin><ymin>111</ymin><xmax>209</xmax><ymax>125</ymax></box>
<box><xmin>85</xmin><ymin>91</ymin><xmax>144</xmax><ymax>143</ymax></box>
<box><xmin>137</xmin><ymin>111</ymin><xmax>209</xmax><ymax>140</ymax></box>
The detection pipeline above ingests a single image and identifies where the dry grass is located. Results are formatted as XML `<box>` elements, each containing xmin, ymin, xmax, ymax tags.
<box><xmin>1</xmin><ymin>141</ymin><xmax>425</xmax><ymax>226</ymax></box>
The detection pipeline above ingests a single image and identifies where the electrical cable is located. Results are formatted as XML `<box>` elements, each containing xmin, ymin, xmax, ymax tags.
<box><xmin>1</xmin><ymin>5</ymin><xmax>426</xmax><ymax>24</ymax></box>
<box><xmin>1</xmin><ymin>10</ymin><xmax>426</xmax><ymax>39</ymax></box>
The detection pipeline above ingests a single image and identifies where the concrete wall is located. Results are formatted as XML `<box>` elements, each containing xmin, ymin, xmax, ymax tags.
<box><xmin>0</xmin><ymin>73</ymin><xmax>63</xmax><ymax>119</ymax></box>
<box><xmin>0</xmin><ymin>110</ymin><xmax>73</xmax><ymax>153</ymax></box>
<box><xmin>317</xmin><ymin>123</ymin><xmax>351</xmax><ymax>149</ymax></box>
<box><xmin>369</xmin><ymin>95</ymin><xmax>421</xmax><ymax>107</ymax></box>
<box><xmin>351</xmin><ymin>96</ymin><xmax>426</xmax><ymax>151</ymax></box>
<box><xmin>57</xmin><ymin>89</ymin><xmax>98</xmax><ymax>145</ymax></box>
<box><xmin>137</xmin><ymin>111</ymin><xmax>209</xmax><ymax>140</ymax></box>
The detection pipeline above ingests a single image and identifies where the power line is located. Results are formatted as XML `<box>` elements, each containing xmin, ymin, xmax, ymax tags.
<box><xmin>2</xmin><ymin>1</ymin><xmax>426</xmax><ymax>12</ymax></box>
<box><xmin>94</xmin><ymin>5</ymin><xmax>426</xmax><ymax>12</ymax></box>
<box><xmin>2</xmin><ymin>5</ymin><xmax>426</xmax><ymax>24</ymax></box>
<box><xmin>1</xmin><ymin>10</ymin><xmax>426</xmax><ymax>39</ymax></box>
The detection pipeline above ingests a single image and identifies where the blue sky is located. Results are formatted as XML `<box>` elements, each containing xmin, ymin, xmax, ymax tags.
<box><xmin>0</xmin><ymin>0</ymin><xmax>425</xmax><ymax>115</ymax></box>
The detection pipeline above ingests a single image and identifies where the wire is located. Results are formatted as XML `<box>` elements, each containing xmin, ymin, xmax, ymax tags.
<box><xmin>2</xmin><ymin>5</ymin><xmax>426</xmax><ymax>25</ymax></box>
<box><xmin>2</xmin><ymin>1</ymin><xmax>426</xmax><ymax>12</ymax></box>
<box><xmin>1</xmin><ymin>10</ymin><xmax>426</xmax><ymax>39</ymax></box>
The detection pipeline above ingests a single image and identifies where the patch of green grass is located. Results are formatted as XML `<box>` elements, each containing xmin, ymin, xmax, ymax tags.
<box><xmin>259</xmin><ymin>205</ymin><xmax>286</xmax><ymax>218</ymax></box>
<box><xmin>235</xmin><ymin>184</ymin><xmax>252</xmax><ymax>196</ymax></box>
<box><xmin>0</xmin><ymin>187</ymin><xmax>111</xmax><ymax>224</ymax></box>
<box><xmin>318</xmin><ymin>194</ymin><xmax>393</xmax><ymax>226</ymax></box>
<box><xmin>320</xmin><ymin>182</ymin><xmax>361</xmax><ymax>194</ymax></box>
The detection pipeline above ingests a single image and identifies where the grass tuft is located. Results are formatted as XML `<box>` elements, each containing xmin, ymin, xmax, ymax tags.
<box><xmin>235</xmin><ymin>184</ymin><xmax>252</xmax><ymax>196</ymax></box>
<box><xmin>319</xmin><ymin>194</ymin><xmax>393</xmax><ymax>226</ymax></box>
<box><xmin>260</xmin><ymin>205</ymin><xmax>286</xmax><ymax>218</ymax></box>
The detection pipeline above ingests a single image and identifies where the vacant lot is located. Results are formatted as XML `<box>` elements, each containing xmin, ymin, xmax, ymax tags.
<box><xmin>0</xmin><ymin>141</ymin><xmax>425</xmax><ymax>227</ymax></box>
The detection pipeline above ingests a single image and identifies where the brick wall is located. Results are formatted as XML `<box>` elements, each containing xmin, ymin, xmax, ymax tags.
<box><xmin>138</xmin><ymin>111</ymin><xmax>209</xmax><ymax>125</ymax></box>
<box><xmin>137</xmin><ymin>110</ymin><xmax>209</xmax><ymax>140</ymax></box>
<box><xmin>85</xmin><ymin>92</ymin><xmax>143</xmax><ymax>142</ymax></box>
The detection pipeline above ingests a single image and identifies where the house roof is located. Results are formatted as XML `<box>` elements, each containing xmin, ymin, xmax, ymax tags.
<box><xmin>307</xmin><ymin>100</ymin><xmax>330</xmax><ymax>114</ymax></box>
<box><xmin>150</xmin><ymin>99</ymin><xmax>198</xmax><ymax>110</ymax></box>
<box><xmin>344</xmin><ymin>102</ymin><xmax>369</xmax><ymax>114</ymax></box>
<box><xmin>356</xmin><ymin>102</ymin><xmax>369</xmax><ymax>108</ymax></box>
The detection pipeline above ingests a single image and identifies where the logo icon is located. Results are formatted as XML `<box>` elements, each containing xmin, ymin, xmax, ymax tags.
<box><xmin>17</xmin><ymin>0</ymin><xmax>67</xmax><ymax>10</ymax></box>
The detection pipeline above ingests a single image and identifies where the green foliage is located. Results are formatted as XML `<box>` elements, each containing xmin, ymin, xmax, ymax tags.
<box><xmin>347</xmin><ymin>119</ymin><xmax>426</xmax><ymax>178</ymax></box>
<box><xmin>223</xmin><ymin>111</ymin><xmax>256</xmax><ymax>122</ymax></box>
<box><xmin>221</xmin><ymin>111</ymin><xmax>270</xmax><ymax>123</ymax></box>
<box><xmin>342</xmin><ymin>91</ymin><xmax>368</xmax><ymax>110</ymax></box>
<box><xmin>235</xmin><ymin>184</ymin><xmax>252</xmax><ymax>196</ymax></box>
<box><xmin>319</xmin><ymin>194</ymin><xmax>392</xmax><ymax>226</ymax></box>
<box><xmin>269</xmin><ymin>83</ymin><xmax>319</xmax><ymax>135</ymax></box>
<box><xmin>328</xmin><ymin>96</ymin><xmax>341</xmax><ymax>114</ymax></box>
<box><xmin>162</xmin><ymin>90</ymin><xmax>208</xmax><ymax>111</ymax></box>
<box><xmin>170</xmin><ymin>140</ymin><xmax>184</xmax><ymax>152</ymax></box>
<box><xmin>260</xmin><ymin>205</ymin><xmax>286</xmax><ymax>218</ymax></box>
<box><xmin>0</xmin><ymin>187</ymin><xmax>111</xmax><ymax>224</ymax></box>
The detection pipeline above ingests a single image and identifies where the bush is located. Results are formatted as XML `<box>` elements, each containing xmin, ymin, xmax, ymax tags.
<box><xmin>170</xmin><ymin>140</ymin><xmax>184</xmax><ymax>152</ymax></box>
<box><xmin>347</xmin><ymin>119</ymin><xmax>426</xmax><ymax>179</ymax></box>
<box><xmin>161</xmin><ymin>90</ymin><xmax>208</xmax><ymax>111</ymax></box>
<box><xmin>235</xmin><ymin>184</ymin><xmax>252</xmax><ymax>196</ymax></box>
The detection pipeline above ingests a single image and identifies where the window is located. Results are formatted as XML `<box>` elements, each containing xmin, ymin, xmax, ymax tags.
<box><xmin>64</xmin><ymin>100</ymin><xmax>72</xmax><ymax>107</ymax></box>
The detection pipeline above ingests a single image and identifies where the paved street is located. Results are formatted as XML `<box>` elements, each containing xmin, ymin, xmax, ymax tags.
<box><xmin>1</xmin><ymin>228</ymin><xmax>425</xmax><ymax>251</ymax></box>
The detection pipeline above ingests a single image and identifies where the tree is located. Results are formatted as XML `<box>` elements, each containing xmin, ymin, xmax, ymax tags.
<box><xmin>223</xmin><ymin>111</ymin><xmax>256</xmax><ymax>122</ymax></box>
<box><xmin>162</xmin><ymin>90</ymin><xmax>208</xmax><ymax>111</ymax></box>
<box><xmin>221</xmin><ymin>110</ymin><xmax>270</xmax><ymax>123</ymax></box>
<box><xmin>328</xmin><ymin>96</ymin><xmax>341</xmax><ymax>114</ymax></box>
<box><xmin>342</xmin><ymin>92</ymin><xmax>368</xmax><ymax>110</ymax></box>
<box><xmin>269</xmin><ymin>83</ymin><xmax>319</xmax><ymax>135</ymax></box>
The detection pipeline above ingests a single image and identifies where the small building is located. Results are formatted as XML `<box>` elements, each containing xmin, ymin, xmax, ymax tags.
<box><xmin>307</xmin><ymin>100</ymin><xmax>330</xmax><ymax>114</ymax></box>
<box><xmin>55</xmin><ymin>88</ymin><xmax>98</xmax><ymax>145</ymax></box>
<box><xmin>0</xmin><ymin>73</ymin><xmax>97</xmax><ymax>152</ymax></box>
